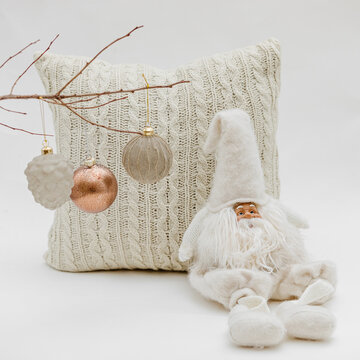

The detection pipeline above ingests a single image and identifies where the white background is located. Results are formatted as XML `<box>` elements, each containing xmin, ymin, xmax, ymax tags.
<box><xmin>0</xmin><ymin>1</ymin><xmax>359</xmax><ymax>359</ymax></box>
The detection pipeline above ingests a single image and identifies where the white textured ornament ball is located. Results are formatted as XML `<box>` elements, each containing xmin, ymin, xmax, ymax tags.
<box><xmin>25</xmin><ymin>147</ymin><xmax>74</xmax><ymax>210</ymax></box>
<box><xmin>122</xmin><ymin>126</ymin><xmax>173</xmax><ymax>184</ymax></box>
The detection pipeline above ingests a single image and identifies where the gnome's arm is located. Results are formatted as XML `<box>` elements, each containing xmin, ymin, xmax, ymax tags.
<box><xmin>178</xmin><ymin>207</ymin><xmax>209</xmax><ymax>262</ymax></box>
<box><xmin>274</xmin><ymin>199</ymin><xmax>309</xmax><ymax>229</ymax></box>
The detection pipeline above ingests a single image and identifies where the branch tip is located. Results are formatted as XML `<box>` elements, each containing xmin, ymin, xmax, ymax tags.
<box><xmin>10</xmin><ymin>34</ymin><xmax>59</xmax><ymax>94</ymax></box>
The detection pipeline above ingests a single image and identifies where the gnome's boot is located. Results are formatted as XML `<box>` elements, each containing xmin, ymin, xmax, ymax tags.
<box><xmin>228</xmin><ymin>295</ymin><xmax>285</xmax><ymax>348</ymax></box>
<box><xmin>276</xmin><ymin>279</ymin><xmax>335</xmax><ymax>340</ymax></box>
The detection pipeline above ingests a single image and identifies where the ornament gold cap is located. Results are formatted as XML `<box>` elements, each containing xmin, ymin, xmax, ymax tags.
<box><xmin>41</xmin><ymin>140</ymin><xmax>53</xmax><ymax>155</ymax></box>
<box><xmin>84</xmin><ymin>156</ymin><xmax>96</xmax><ymax>167</ymax></box>
<box><xmin>143</xmin><ymin>125</ymin><xmax>154</xmax><ymax>136</ymax></box>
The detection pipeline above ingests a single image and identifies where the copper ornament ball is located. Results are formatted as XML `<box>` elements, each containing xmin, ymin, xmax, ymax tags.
<box><xmin>70</xmin><ymin>161</ymin><xmax>118</xmax><ymax>213</ymax></box>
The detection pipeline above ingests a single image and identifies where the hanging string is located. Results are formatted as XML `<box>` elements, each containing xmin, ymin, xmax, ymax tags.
<box><xmin>84</xmin><ymin>109</ymin><xmax>93</xmax><ymax>164</ymax></box>
<box><xmin>39</xmin><ymin>97</ymin><xmax>47</xmax><ymax>145</ymax></box>
<box><xmin>142</xmin><ymin>73</ymin><xmax>150</xmax><ymax>127</ymax></box>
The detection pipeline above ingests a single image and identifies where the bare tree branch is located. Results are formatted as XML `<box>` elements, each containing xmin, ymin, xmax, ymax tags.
<box><xmin>55</xmin><ymin>25</ymin><xmax>143</xmax><ymax>95</ymax></box>
<box><xmin>59</xmin><ymin>99</ymin><xmax>142</xmax><ymax>135</ymax></box>
<box><xmin>0</xmin><ymin>39</ymin><xmax>40</xmax><ymax>70</ymax></box>
<box><xmin>0</xmin><ymin>27</ymin><xmax>190</xmax><ymax>137</ymax></box>
<box><xmin>0</xmin><ymin>80</ymin><xmax>190</xmax><ymax>102</ymax></box>
<box><xmin>0</xmin><ymin>121</ymin><xmax>53</xmax><ymax>137</ymax></box>
<box><xmin>10</xmin><ymin>34</ymin><xmax>59</xmax><ymax>94</ymax></box>
<box><xmin>0</xmin><ymin>105</ymin><xmax>27</xmax><ymax>115</ymax></box>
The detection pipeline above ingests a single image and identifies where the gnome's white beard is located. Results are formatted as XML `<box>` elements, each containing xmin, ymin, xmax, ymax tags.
<box><xmin>192</xmin><ymin>204</ymin><xmax>307</xmax><ymax>274</ymax></box>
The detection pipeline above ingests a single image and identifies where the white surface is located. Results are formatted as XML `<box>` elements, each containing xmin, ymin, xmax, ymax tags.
<box><xmin>0</xmin><ymin>1</ymin><xmax>359</xmax><ymax>359</ymax></box>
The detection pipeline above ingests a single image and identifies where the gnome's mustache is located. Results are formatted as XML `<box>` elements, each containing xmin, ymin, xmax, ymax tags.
<box><xmin>237</xmin><ymin>217</ymin><xmax>265</xmax><ymax>230</ymax></box>
<box><xmin>237</xmin><ymin>218</ymin><xmax>259</xmax><ymax>228</ymax></box>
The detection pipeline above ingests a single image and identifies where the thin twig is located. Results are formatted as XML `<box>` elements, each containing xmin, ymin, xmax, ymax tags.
<box><xmin>10</xmin><ymin>34</ymin><xmax>59</xmax><ymax>94</ymax></box>
<box><xmin>0</xmin><ymin>121</ymin><xmax>53</xmax><ymax>137</ymax></box>
<box><xmin>44</xmin><ymin>96</ymin><xmax>128</xmax><ymax>109</ymax></box>
<box><xmin>55</xmin><ymin>26</ymin><xmax>143</xmax><ymax>95</ymax></box>
<box><xmin>59</xmin><ymin>99</ymin><xmax>142</xmax><ymax>135</ymax></box>
<box><xmin>42</xmin><ymin>95</ymin><xmax>100</xmax><ymax>106</ymax></box>
<box><xmin>63</xmin><ymin>96</ymin><xmax>99</xmax><ymax>105</ymax></box>
<box><xmin>0</xmin><ymin>105</ymin><xmax>27</xmax><ymax>115</ymax></box>
<box><xmin>41</xmin><ymin>98</ymin><xmax>61</xmax><ymax>105</ymax></box>
<box><xmin>0</xmin><ymin>39</ymin><xmax>40</xmax><ymax>70</ymax></box>
<box><xmin>69</xmin><ymin>96</ymin><xmax>128</xmax><ymax>110</ymax></box>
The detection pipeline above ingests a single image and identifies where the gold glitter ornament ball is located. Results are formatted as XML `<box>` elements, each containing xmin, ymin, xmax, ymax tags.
<box><xmin>122</xmin><ymin>126</ymin><xmax>173</xmax><ymax>184</ymax></box>
<box><xmin>70</xmin><ymin>158</ymin><xmax>118</xmax><ymax>213</ymax></box>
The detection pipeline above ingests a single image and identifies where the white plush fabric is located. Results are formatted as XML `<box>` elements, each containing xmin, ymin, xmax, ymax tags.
<box><xmin>178</xmin><ymin>207</ymin><xmax>208</xmax><ymax>263</ymax></box>
<box><xmin>34</xmin><ymin>38</ymin><xmax>281</xmax><ymax>271</ymax></box>
<box><xmin>187</xmin><ymin>261</ymin><xmax>336</xmax><ymax>309</ymax></box>
<box><xmin>204</xmin><ymin>109</ymin><xmax>269</xmax><ymax>212</ymax></box>
<box><xmin>180</xmin><ymin>110</ymin><xmax>309</xmax><ymax>275</ymax></box>
<box><xmin>189</xmin><ymin>268</ymin><xmax>274</xmax><ymax>309</ymax></box>
<box><xmin>179</xmin><ymin>106</ymin><xmax>337</xmax><ymax>345</ymax></box>
<box><xmin>278</xmin><ymin>304</ymin><xmax>335</xmax><ymax>340</ymax></box>
<box><xmin>181</xmin><ymin>198</ymin><xmax>309</xmax><ymax>275</ymax></box>
<box><xmin>271</xmin><ymin>260</ymin><xmax>337</xmax><ymax>300</ymax></box>
<box><xmin>229</xmin><ymin>295</ymin><xmax>285</xmax><ymax>347</ymax></box>
<box><xmin>187</xmin><ymin>260</ymin><xmax>336</xmax><ymax>346</ymax></box>
<box><xmin>276</xmin><ymin>279</ymin><xmax>336</xmax><ymax>340</ymax></box>
<box><xmin>182</xmin><ymin>202</ymin><xmax>336</xmax><ymax>346</ymax></box>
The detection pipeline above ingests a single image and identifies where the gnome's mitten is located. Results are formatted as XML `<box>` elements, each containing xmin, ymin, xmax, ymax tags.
<box><xmin>276</xmin><ymin>279</ymin><xmax>335</xmax><ymax>340</ymax></box>
<box><xmin>229</xmin><ymin>295</ymin><xmax>285</xmax><ymax>347</ymax></box>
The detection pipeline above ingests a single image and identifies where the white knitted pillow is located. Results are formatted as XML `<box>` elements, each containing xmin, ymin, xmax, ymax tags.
<box><xmin>35</xmin><ymin>38</ymin><xmax>281</xmax><ymax>272</ymax></box>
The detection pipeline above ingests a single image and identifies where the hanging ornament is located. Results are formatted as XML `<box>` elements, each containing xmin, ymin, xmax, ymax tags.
<box><xmin>25</xmin><ymin>99</ymin><xmax>74</xmax><ymax>210</ymax></box>
<box><xmin>122</xmin><ymin>74</ymin><xmax>173</xmax><ymax>184</ymax></box>
<box><xmin>70</xmin><ymin>157</ymin><xmax>118</xmax><ymax>213</ymax></box>
<box><xmin>70</xmin><ymin>109</ymin><xmax>118</xmax><ymax>213</ymax></box>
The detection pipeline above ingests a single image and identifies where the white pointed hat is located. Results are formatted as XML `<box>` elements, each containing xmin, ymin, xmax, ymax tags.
<box><xmin>204</xmin><ymin>109</ymin><xmax>269</xmax><ymax>213</ymax></box>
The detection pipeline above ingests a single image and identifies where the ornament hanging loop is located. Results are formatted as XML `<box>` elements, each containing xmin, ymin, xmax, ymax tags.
<box><xmin>142</xmin><ymin>73</ymin><xmax>154</xmax><ymax>136</ymax></box>
<box><xmin>39</xmin><ymin>97</ymin><xmax>53</xmax><ymax>155</ymax></box>
<box><xmin>39</xmin><ymin>96</ymin><xmax>47</xmax><ymax>142</ymax></box>
<box><xmin>142</xmin><ymin>73</ymin><xmax>150</xmax><ymax>126</ymax></box>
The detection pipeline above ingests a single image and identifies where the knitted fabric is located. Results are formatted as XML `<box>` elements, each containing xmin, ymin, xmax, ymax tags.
<box><xmin>34</xmin><ymin>38</ymin><xmax>281</xmax><ymax>272</ymax></box>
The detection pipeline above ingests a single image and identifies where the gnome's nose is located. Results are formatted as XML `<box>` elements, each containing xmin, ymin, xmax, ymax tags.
<box><xmin>244</xmin><ymin>212</ymin><xmax>254</xmax><ymax>219</ymax></box>
<box><xmin>243</xmin><ymin>211</ymin><xmax>260</xmax><ymax>219</ymax></box>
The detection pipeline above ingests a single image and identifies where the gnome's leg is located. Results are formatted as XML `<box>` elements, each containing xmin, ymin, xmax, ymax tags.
<box><xmin>189</xmin><ymin>268</ymin><xmax>285</xmax><ymax>347</ymax></box>
<box><xmin>272</xmin><ymin>261</ymin><xmax>336</xmax><ymax>340</ymax></box>
<box><xmin>189</xmin><ymin>268</ymin><xmax>273</xmax><ymax>309</ymax></box>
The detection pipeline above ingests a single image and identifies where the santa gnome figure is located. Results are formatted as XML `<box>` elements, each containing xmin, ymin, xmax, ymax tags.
<box><xmin>178</xmin><ymin>109</ymin><xmax>336</xmax><ymax>347</ymax></box>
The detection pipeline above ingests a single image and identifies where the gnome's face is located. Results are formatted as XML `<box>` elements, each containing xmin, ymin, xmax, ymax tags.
<box><xmin>233</xmin><ymin>202</ymin><xmax>261</xmax><ymax>221</ymax></box>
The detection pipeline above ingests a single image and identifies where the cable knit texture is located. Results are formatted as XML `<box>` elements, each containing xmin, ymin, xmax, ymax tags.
<box><xmin>34</xmin><ymin>38</ymin><xmax>281</xmax><ymax>272</ymax></box>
